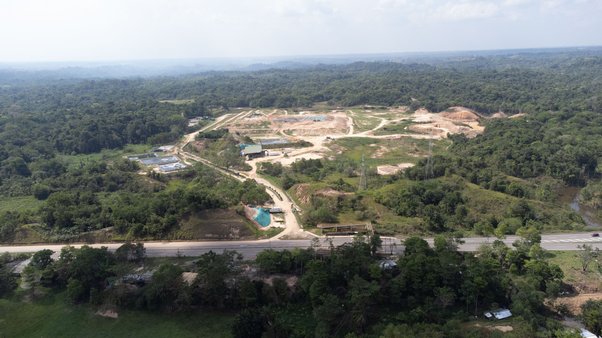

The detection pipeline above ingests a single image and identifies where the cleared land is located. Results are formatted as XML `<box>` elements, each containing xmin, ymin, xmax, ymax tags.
<box><xmin>547</xmin><ymin>251</ymin><xmax>602</xmax><ymax>316</ymax></box>
<box><xmin>225</xmin><ymin>106</ymin><xmax>486</xmax><ymax>172</ymax></box>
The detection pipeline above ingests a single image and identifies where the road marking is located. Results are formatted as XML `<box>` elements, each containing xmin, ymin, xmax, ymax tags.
<box><xmin>543</xmin><ymin>238</ymin><xmax>602</xmax><ymax>243</ymax></box>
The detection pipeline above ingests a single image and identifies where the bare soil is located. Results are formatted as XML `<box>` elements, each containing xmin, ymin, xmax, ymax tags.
<box><xmin>269</xmin><ymin>112</ymin><xmax>350</xmax><ymax>136</ymax></box>
<box><xmin>182</xmin><ymin>272</ymin><xmax>198</xmax><ymax>286</ymax></box>
<box><xmin>315</xmin><ymin>188</ymin><xmax>354</xmax><ymax>198</ymax></box>
<box><xmin>96</xmin><ymin>309</ymin><xmax>119</xmax><ymax>319</ymax></box>
<box><xmin>552</xmin><ymin>293</ymin><xmax>602</xmax><ymax>315</ymax></box>
<box><xmin>293</xmin><ymin>184</ymin><xmax>312</xmax><ymax>205</ymax></box>
<box><xmin>407</xmin><ymin>106</ymin><xmax>485</xmax><ymax>138</ymax></box>
<box><xmin>491</xmin><ymin>111</ymin><xmax>508</xmax><ymax>118</ymax></box>
<box><xmin>376</xmin><ymin>163</ymin><xmax>415</xmax><ymax>175</ymax></box>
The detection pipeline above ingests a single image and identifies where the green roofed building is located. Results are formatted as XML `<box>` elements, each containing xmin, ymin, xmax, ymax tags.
<box><xmin>240</xmin><ymin>144</ymin><xmax>264</xmax><ymax>160</ymax></box>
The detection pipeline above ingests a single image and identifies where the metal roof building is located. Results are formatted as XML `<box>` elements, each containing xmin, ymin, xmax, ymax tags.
<box><xmin>241</xmin><ymin>144</ymin><xmax>263</xmax><ymax>156</ymax></box>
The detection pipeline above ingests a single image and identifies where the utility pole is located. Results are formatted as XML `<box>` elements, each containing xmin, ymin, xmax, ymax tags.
<box><xmin>425</xmin><ymin>136</ymin><xmax>434</xmax><ymax>179</ymax></box>
<box><xmin>359</xmin><ymin>153</ymin><xmax>367</xmax><ymax>191</ymax></box>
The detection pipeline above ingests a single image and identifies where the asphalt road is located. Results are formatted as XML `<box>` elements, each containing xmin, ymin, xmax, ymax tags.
<box><xmin>2</xmin><ymin>233</ymin><xmax>602</xmax><ymax>259</ymax></box>
<box><xmin>1</xmin><ymin>237</ymin><xmax>396</xmax><ymax>259</ymax></box>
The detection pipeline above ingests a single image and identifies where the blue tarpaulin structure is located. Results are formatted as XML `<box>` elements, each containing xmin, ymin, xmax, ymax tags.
<box><xmin>254</xmin><ymin>208</ymin><xmax>271</xmax><ymax>227</ymax></box>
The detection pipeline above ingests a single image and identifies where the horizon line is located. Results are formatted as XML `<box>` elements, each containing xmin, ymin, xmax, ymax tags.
<box><xmin>1</xmin><ymin>44</ymin><xmax>601</xmax><ymax>67</ymax></box>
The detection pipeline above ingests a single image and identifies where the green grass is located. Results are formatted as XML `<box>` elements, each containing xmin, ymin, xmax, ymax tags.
<box><xmin>0</xmin><ymin>295</ymin><xmax>233</xmax><ymax>338</ymax></box>
<box><xmin>462</xmin><ymin>180</ymin><xmax>584</xmax><ymax>233</ymax></box>
<box><xmin>349</xmin><ymin>112</ymin><xmax>382</xmax><ymax>132</ymax></box>
<box><xmin>0</xmin><ymin>195</ymin><xmax>43</xmax><ymax>213</ymax></box>
<box><xmin>373</xmin><ymin>119</ymin><xmax>417</xmax><ymax>135</ymax></box>
<box><xmin>57</xmin><ymin>144</ymin><xmax>151</xmax><ymax>170</ymax></box>
<box><xmin>331</xmin><ymin>137</ymin><xmax>449</xmax><ymax>167</ymax></box>
<box><xmin>547</xmin><ymin>251</ymin><xmax>602</xmax><ymax>290</ymax></box>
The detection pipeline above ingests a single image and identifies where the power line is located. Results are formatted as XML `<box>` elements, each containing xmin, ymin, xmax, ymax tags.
<box><xmin>359</xmin><ymin>153</ymin><xmax>367</xmax><ymax>191</ymax></box>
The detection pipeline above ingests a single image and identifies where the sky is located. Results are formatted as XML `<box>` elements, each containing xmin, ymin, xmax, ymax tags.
<box><xmin>0</xmin><ymin>0</ymin><xmax>601</xmax><ymax>62</ymax></box>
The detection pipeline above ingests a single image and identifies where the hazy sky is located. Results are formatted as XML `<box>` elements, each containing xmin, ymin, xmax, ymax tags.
<box><xmin>1</xmin><ymin>0</ymin><xmax>601</xmax><ymax>62</ymax></box>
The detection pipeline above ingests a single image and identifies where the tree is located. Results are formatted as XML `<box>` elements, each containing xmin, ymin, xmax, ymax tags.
<box><xmin>582</xmin><ymin>300</ymin><xmax>602</xmax><ymax>336</ymax></box>
<box><xmin>369</xmin><ymin>234</ymin><xmax>382</xmax><ymax>256</ymax></box>
<box><xmin>0</xmin><ymin>263</ymin><xmax>17</xmax><ymax>297</ymax></box>
<box><xmin>553</xmin><ymin>329</ymin><xmax>584</xmax><ymax>338</ymax></box>
<box><xmin>66</xmin><ymin>278</ymin><xmax>87</xmax><ymax>303</ymax></box>
<box><xmin>32</xmin><ymin>184</ymin><xmax>51</xmax><ymax>200</ymax></box>
<box><xmin>193</xmin><ymin>250</ymin><xmax>241</xmax><ymax>308</ymax></box>
<box><xmin>256</xmin><ymin>249</ymin><xmax>293</xmax><ymax>274</ymax></box>
<box><xmin>232</xmin><ymin>308</ymin><xmax>266</xmax><ymax>338</ymax></box>
<box><xmin>55</xmin><ymin>245</ymin><xmax>115</xmax><ymax>302</ymax></box>
<box><xmin>115</xmin><ymin>242</ymin><xmax>146</xmax><ymax>263</ymax></box>
<box><xmin>29</xmin><ymin>249</ymin><xmax>54</xmax><ymax>270</ymax></box>
<box><xmin>348</xmin><ymin>275</ymin><xmax>380</xmax><ymax>331</ymax></box>
<box><xmin>144</xmin><ymin>264</ymin><xmax>190</xmax><ymax>312</ymax></box>
<box><xmin>577</xmin><ymin>244</ymin><xmax>599</xmax><ymax>272</ymax></box>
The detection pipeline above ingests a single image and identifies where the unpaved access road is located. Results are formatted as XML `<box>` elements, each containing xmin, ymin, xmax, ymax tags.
<box><xmin>176</xmin><ymin>111</ymin><xmax>308</xmax><ymax>240</ymax></box>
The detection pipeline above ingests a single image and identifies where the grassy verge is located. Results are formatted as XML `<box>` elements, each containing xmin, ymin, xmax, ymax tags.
<box><xmin>547</xmin><ymin>251</ymin><xmax>602</xmax><ymax>292</ymax></box>
<box><xmin>0</xmin><ymin>295</ymin><xmax>233</xmax><ymax>338</ymax></box>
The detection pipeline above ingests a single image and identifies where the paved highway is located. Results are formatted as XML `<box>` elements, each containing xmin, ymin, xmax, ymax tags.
<box><xmin>0</xmin><ymin>237</ymin><xmax>401</xmax><ymax>259</ymax></box>
<box><xmin>2</xmin><ymin>233</ymin><xmax>602</xmax><ymax>259</ymax></box>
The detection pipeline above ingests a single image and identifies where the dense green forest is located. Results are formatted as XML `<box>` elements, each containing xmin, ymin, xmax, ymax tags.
<box><xmin>1</xmin><ymin>50</ymin><xmax>602</xmax><ymax>240</ymax></box>
<box><xmin>0</xmin><ymin>161</ymin><xmax>269</xmax><ymax>243</ymax></box>
<box><xmin>1</xmin><ymin>234</ymin><xmax>595</xmax><ymax>337</ymax></box>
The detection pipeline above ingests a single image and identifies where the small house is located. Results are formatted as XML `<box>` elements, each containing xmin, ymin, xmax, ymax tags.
<box><xmin>484</xmin><ymin>309</ymin><xmax>512</xmax><ymax>320</ymax></box>
<box><xmin>241</xmin><ymin>144</ymin><xmax>265</xmax><ymax>160</ymax></box>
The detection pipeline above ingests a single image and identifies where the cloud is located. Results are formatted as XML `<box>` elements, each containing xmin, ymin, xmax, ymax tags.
<box><xmin>502</xmin><ymin>0</ymin><xmax>531</xmax><ymax>6</ymax></box>
<box><xmin>431</xmin><ymin>1</ymin><xmax>500</xmax><ymax>21</ymax></box>
<box><xmin>271</xmin><ymin>0</ymin><xmax>335</xmax><ymax>17</ymax></box>
<box><xmin>0</xmin><ymin>0</ymin><xmax>601</xmax><ymax>61</ymax></box>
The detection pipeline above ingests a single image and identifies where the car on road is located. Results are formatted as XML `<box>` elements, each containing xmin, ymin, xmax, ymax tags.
<box><xmin>592</xmin><ymin>233</ymin><xmax>600</xmax><ymax>237</ymax></box>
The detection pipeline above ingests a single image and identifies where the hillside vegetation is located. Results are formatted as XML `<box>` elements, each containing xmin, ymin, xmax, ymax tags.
<box><xmin>1</xmin><ymin>50</ymin><xmax>602</xmax><ymax>240</ymax></box>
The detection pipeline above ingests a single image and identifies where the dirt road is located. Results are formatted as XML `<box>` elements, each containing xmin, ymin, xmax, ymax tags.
<box><xmin>176</xmin><ymin>112</ymin><xmax>311</xmax><ymax>240</ymax></box>
<box><xmin>175</xmin><ymin>107</ymin><xmax>477</xmax><ymax>239</ymax></box>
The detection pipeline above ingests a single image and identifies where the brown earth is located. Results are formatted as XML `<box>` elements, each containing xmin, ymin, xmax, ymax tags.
<box><xmin>293</xmin><ymin>184</ymin><xmax>312</xmax><ymax>205</ymax></box>
<box><xmin>376</xmin><ymin>163</ymin><xmax>415</xmax><ymax>175</ymax></box>
<box><xmin>269</xmin><ymin>113</ymin><xmax>349</xmax><ymax>136</ymax></box>
<box><xmin>316</xmin><ymin>188</ymin><xmax>354</xmax><ymax>198</ymax></box>
<box><xmin>96</xmin><ymin>309</ymin><xmax>119</xmax><ymax>319</ymax></box>
<box><xmin>182</xmin><ymin>272</ymin><xmax>198</xmax><ymax>286</ymax></box>
<box><xmin>406</xmin><ymin>107</ymin><xmax>485</xmax><ymax>138</ymax></box>
<box><xmin>552</xmin><ymin>293</ymin><xmax>602</xmax><ymax>315</ymax></box>
<box><xmin>371</xmin><ymin>144</ymin><xmax>388</xmax><ymax>158</ymax></box>
<box><xmin>472</xmin><ymin>323</ymin><xmax>514</xmax><ymax>333</ymax></box>
<box><xmin>440</xmin><ymin>106</ymin><xmax>481</xmax><ymax>121</ymax></box>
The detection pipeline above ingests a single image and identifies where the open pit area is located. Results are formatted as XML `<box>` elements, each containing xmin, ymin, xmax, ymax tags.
<box><xmin>206</xmin><ymin>106</ymin><xmax>501</xmax><ymax>176</ymax></box>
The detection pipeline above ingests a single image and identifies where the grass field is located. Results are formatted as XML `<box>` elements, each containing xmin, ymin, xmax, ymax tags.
<box><xmin>0</xmin><ymin>195</ymin><xmax>43</xmax><ymax>214</ymax></box>
<box><xmin>373</xmin><ymin>120</ymin><xmax>416</xmax><ymax>135</ymax></box>
<box><xmin>57</xmin><ymin>144</ymin><xmax>151</xmax><ymax>169</ymax></box>
<box><xmin>349</xmin><ymin>112</ymin><xmax>382</xmax><ymax>132</ymax></box>
<box><xmin>331</xmin><ymin>137</ymin><xmax>449</xmax><ymax>167</ymax></box>
<box><xmin>0</xmin><ymin>295</ymin><xmax>233</xmax><ymax>338</ymax></box>
<box><xmin>548</xmin><ymin>251</ymin><xmax>602</xmax><ymax>292</ymax></box>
